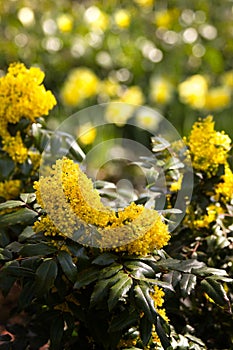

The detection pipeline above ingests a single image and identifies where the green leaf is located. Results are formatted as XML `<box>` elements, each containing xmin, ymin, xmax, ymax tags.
<box><xmin>134</xmin><ymin>284</ymin><xmax>154</xmax><ymax>323</ymax></box>
<box><xmin>100</xmin><ymin>263</ymin><xmax>123</xmax><ymax>279</ymax></box>
<box><xmin>109</xmin><ymin>309</ymin><xmax>138</xmax><ymax>332</ymax></box>
<box><xmin>201</xmin><ymin>277</ymin><xmax>230</xmax><ymax>308</ymax></box>
<box><xmin>74</xmin><ymin>267</ymin><xmax>100</xmax><ymax>289</ymax></box>
<box><xmin>180</xmin><ymin>273</ymin><xmax>197</xmax><ymax>296</ymax></box>
<box><xmin>90</xmin><ymin>270</ymin><xmax>125</xmax><ymax>308</ymax></box>
<box><xmin>0</xmin><ymin>261</ymin><xmax>19</xmax><ymax>296</ymax></box>
<box><xmin>156</xmin><ymin>315</ymin><xmax>171</xmax><ymax>350</ymax></box>
<box><xmin>34</xmin><ymin>259</ymin><xmax>58</xmax><ymax>295</ymax></box>
<box><xmin>140</xmin><ymin>314</ymin><xmax>152</xmax><ymax>346</ymax></box>
<box><xmin>0</xmin><ymin>157</ymin><xmax>15</xmax><ymax>180</ymax></box>
<box><xmin>0</xmin><ymin>208</ymin><xmax>37</xmax><ymax>226</ymax></box>
<box><xmin>124</xmin><ymin>260</ymin><xmax>155</xmax><ymax>278</ymax></box>
<box><xmin>57</xmin><ymin>250</ymin><xmax>77</xmax><ymax>283</ymax></box>
<box><xmin>18</xmin><ymin>281</ymin><xmax>36</xmax><ymax>308</ymax></box>
<box><xmin>0</xmin><ymin>200</ymin><xmax>25</xmax><ymax>211</ymax></box>
<box><xmin>18</xmin><ymin>226</ymin><xmax>35</xmax><ymax>242</ymax></box>
<box><xmin>193</xmin><ymin>266</ymin><xmax>228</xmax><ymax>277</ymax></box>
<box><xmin>0</xmin><ymin>247</ymin><xmax>12</xmax><ymax>260</ymax></box>
<box><xmin>5</xmin><ymin>266</ymin><xmax>34</xmax><ymax>278</ymax></box>
<box><xmin>50</xmin><ymin>314</ymin><xmax>64</xmax><ymax>350</ymax></box>
<box><xmin>108</xmin><ymin>274</ymin><xmax>133</xmax><ymax>311</ymax></box>
<box><xmin>20</xmin><ymin>242</ymin><xmax>57</xmax><ymax>257</ymax></box>
<box><xmin>158</xmin><ymin>258</ymin><xmax>205</xmax><ymax>273</ymax></box>
<box><xmin>92</xmin><ymin>252</ymin><xmax>116</xmax><ymax>266</ymax></box>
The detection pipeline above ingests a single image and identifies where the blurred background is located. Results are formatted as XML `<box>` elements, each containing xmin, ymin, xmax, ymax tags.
<box><xmin>0</xmin><ymin>0</ymin><xmax>233</xmax><ymax>139</ymax></box>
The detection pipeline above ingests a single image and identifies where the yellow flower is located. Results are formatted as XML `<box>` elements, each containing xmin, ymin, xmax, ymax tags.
<box><xmin>0</xmin><ymin>180</ymin><xmax>21</xmax><ymax>200</ymax></box>
<box><xmin>204</xmin><ymin>86</ymin><xmax>231</xmax><ymax>111</ymax></box>
<box><xmin>154</xmin><ymin>9</ymin><xmax>179</xmax><ymax>29</ymax></box>
<box><xmin>77</xmin><ymin>122</ymin><xmax>97</xmax><ymax>145</ymax></box>
<box><xmin>193</xmin><ymin>204</ymin><xmax>222</xmax><ymax>228</ymax></box>
<box><xmin>57</xmin><ymin>14</ymin><xmax>73</xmax><ymax>32</ymax></box>
<box><xmin>114</xmin><ymin>9</ymin><xmax>131</xmax><ymax>29</ymax></box>
<box><xmin>178</xmin><ymin>74</ymin><xmax>208</xmax><ymax>109</ymax></box>
<box><xmin>150</xmin><ymin>77</ymin><xmax>173</xmax><ymax>104</ymax></box>
<box><xmin>221</xmin><ymin>70</ymin><xmax>233</xmax><ymax>88</ymax></box>
<box><xmin>133</xmin><ymin>0</ymin><xmax>153</xmax><ymax>7</ymax></box>
<box><xmin>186</xmin><ymin>116</ymin><xmax>231</xmax><ymax>175</ymax></box>
<box><xmin>0</xmin><ymin>62</ymin><xmax>56</xmax><ymax>134</ymax></box>
<box><xmin>2</xmin><ymin>132</ymin><xmax>28</xmax><ymax>163</ymax></box>
<box><xmin>84</xmin><ymin>6</ymin><xmax>109</xmax><ymax>31</ymax></box>
<box><xmin>121</xmin><ymin>85</ymin><xmax>145</xmax><ymax>105</ymax></box>
<box><xmin>105</xmin><ymin>103</ymin><xmax>135</xmax><ymax>126</ymax></box>
<box><xmin>170</xmin><ymin>174</ymin><xmax>183</xmax><ymax>192</ymax></box>
<box><xmin>60</xmin><ymin>68</ymin><xmax>99</xmax><ymax>106</ymax></box>
<box><xmin>34</xmin><ymin>158</ymin><xmax>170</xmax><ymax>255</ymax></box>
<box><xmin>215</xmin><ymin>165</ymin><xmax>233</xmax><ymax>202</ymax></box>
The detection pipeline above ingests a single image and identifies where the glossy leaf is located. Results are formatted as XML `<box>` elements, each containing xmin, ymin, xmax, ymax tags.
<box><xmin>74</xmin><ymin>267</ymin><xmax>100</xmax><ymax>289</ymax></box>
<box><xmin>180</xmin><ymin>273</ymin><xmax>197</xmax><ymax>296</ymax></box>
<box><xmin>201</xmin><ymin>277</ymin><xmax>230</xmax><ymax>308</ymax></box>
<box><xmin>108</xmin><ymin>274</ymin><xmax>133</xmax><ymax>311</ymax></box>
<box><xmin>20</xmin><ymin>243</ymin><xmax>57</xmax><ymax>257</ymax></box>
<box><xmin>34</xmin><ymin>259</ymin><xmax>58</xmax><ymax>296</ymax></box>
<box><xmin>92</xmin><ymin>252</ymin><xmax>116</xmax><ymax>266</ymax></box>
<box><xmin>57</xmin><ymin>250</ymin><xmax>77</xmax><ymax>283</ymax></box>
<box><xmin>140</xmin><ymin>314</ymin><xmax>152</xmax><ymax>346</ymax></box>
<box><xmin>0</xmin><ymin>200</ymin><xmax>25</xmax><ymax>211</ymax></box>
<box><xmin>0</xmin><ymin>208</ymin><xmax>37</xmax><ymax>226</ymax></box>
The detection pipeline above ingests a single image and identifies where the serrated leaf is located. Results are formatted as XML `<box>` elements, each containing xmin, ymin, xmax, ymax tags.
<box><xmin>34</xmin><ymin>259</ymin><xmax>58</xmax><ymax>295</ymax></box>
<box><xmin>20</xmin><ymin>243</ymin><xmax>57</xmax><ymax>257</ymax></box>
<box><xmin>0</xmin><ymin>208</ymin><xmax>37</xmax><ymax>226</ymax></box>
<box><xmin>125</xmin><ymin>260</ymin><xmax>155</xmax><ymax>278</ymax></box>
<box><xmin>57</xmin><ymin>250</ymin><xmax>77</xmax><ymax>283</ymax></box>
<box><xmin>193</xmin><ymin>266</ymin><xmax>228</xmax><ymax>277</ymax></box>
<box><xmin>158</xmin><ymin>258</ymin><xmax>205</xmax><ymax>273</ymax></box>
<box><xmin>74</xmin><ymin>267</ymin><xmax>100</xmax><ymax>289</ymax></box>
<box><xmin>108</xmin><ymin>274</ymin><xmax>133</xmax><ymax>311</ymax></box>
<box><xmin>201</xmin><ymin>277</ymin><xmax>230</xmax><ymax>308</ymax></box>
<box><xmin>180</xmin><ymin>273</ymin><xmax>197</xmax><ymax>296</ymax></box>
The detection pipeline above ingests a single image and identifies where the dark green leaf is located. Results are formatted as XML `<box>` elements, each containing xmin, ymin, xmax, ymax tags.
<box><xmin>0</xmin><ymin>208</ymin><xmax>37</xmax><ymax>226</ymax></box>
<box><xmin>108</xmin><ymin>274</ymin><xmax>133</xmax><ymax>311</ymax></box>
<box><xmin>0</xmin><ymin>261</ymin><xmax>19</xmax><ymax>296</ymax></box>
<box><xmin>156</xmin><ymin>315</ymin><xmax>171</xmax><ymax>349</ymax></box>
<box><xmin>0</xmin><ymin>157</ymin><xmax>15</xmax><ymax>180</ymax></box>
<box><xmin>124</xmin><ymin>260</ymin><xmax>155</xmax><ymax>278</ymax></box>
<box><xmin>180</xmin><ymin>273</ymin><xmax>197</xmax><ymax>296</ymax></box>
<box><xmin>193</xmin><ymin>266</ymin><xmax>228</xmax><ymax>277</ymax></box>
<box><xmin>6</xmin><ymin>241</ymin><xmax>22</xmax><ymax>253</ymax></box>
<box><xmin>18</xmin><ymin>226</ymin><xmax>35</xmax><ymax>242</ymax></box>
<box><xmin>140</xmin><ymin>314</ymin><xmax>152</xmax><ymax>346</ymax></box>
<box><xmin>100</xmin><ymin>263</ymin><xmax>123</xmax><ymax>279</ymax></box>
<box><xmin>0</xmin><ymin>248</ymin><xmax>12</xmax><ymax>261</ymax></box>
<box><xmin>18</xmin><ymin>281</ymin><xmax>36</xmax><ymax>308</ymax></box>
<box><xmin>34</xmin><ymin>259</ymin><xmax>58</xmax><ymax>295</ymax></box>
<box><xmin>20</xmin><ymin>243</ymin><xmax>57</xmax><ymax>257</ymax></box>
<box><xmin>6</xmin><ymin>266</ymin><xmax>34</xmax><ymax>278</ymax></box>
<box><xmin>109</xmin><ymin>310</ymin><xmax>138</xmax><ymax>332</ymax></box>
<box><xmin>74</xmin><ymin>267</ymin><xmax>100</xmax><ymax>289</ymax></box>
<box><xmin>201</xmin><ymin>277</ymin><xmax>230</xmax><ymax>308</ymax></box>
<box><xmin>134</xmin><ymin>284</ymin><xmax>154</xmax><ymax>323</ymax></box>
<box><xmin>57</xmin><ymin>250</ymin><xmax>77</xmax><ymax>283</ymax></box>
<box><xmin>92</xmin><ymin>252</ymin><xmax>116</xmax><ymax>266</ymax></box>
<box><xmin>50</xmin><ymin>314</ymin><xmax>64</xmax><ymax>350</ymax></box>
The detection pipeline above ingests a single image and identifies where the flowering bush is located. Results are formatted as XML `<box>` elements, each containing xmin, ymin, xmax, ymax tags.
<box><xmin>0</xmin><ymin>63</ymin><xmax>232</xmax><ymax>350</ymax></box>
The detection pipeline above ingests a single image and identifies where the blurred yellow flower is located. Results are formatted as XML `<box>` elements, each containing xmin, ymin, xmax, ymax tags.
<box><xmin>121</xmin><ymin>85</ymin><xmax>145</xmax><ymax>105</ymax></box>
<box><xmin>114</xmin><ymin>9</ymin><xmax>131</xmax><ymax>29</ymax></box>
<box><xmin>100</xmin><ymin>79</ymin><xmax>120</xmax><ymax>97</ymax></box>
<box><xmin>221</xmin><ymin>70</ymin><xmax>233</xmax><ymax>88</ymax></box>
<box><xmin>186</xmin><ymin>115</ymin><xmax>231</xmax><ymax>176</ymax></box>
<box><xmin>204</xmin><ymin>86</ymin><xmax>231</xmax><ymax>111</ymax></box>
<box><xmin>0</xmin><ymin>180</ymin><xmax>21</xmax><ymax>200</ymax></box>
<box><xmin>57</xmin><ymin>14</ymin><xmax>73</xmax><ymax>32</ymax></box>
<box><xmin>154</xmin><ymin>9</ymin><xmax>179</xmax><ymax>29</ymax></box>
<box><xmin>61</xmin><ymin>68</ymin><xmax>99</xmax><ymax>106</ymax></box>
<box><xmin>134</xmin><ymin>0</ymin><xmax>154</xmax><ymax>7</ymax></box>
<box><xmin>105</xmin><ymin>103</ymin><xmax>135</xmax><ymax>126</ymax></box>
<box><xmin>150</xmin><ymin>76</ymin><xmax>173</xmax><ymax>104</ymax></box>
<box><xmin>215</xmin><ymin>165</ymin><xmax>233</xmax><ymax>202</ymax></box>
<box><xmin>135</xmin><ymin>108</ymin><xmax>160</xmax><ymax>131</ymax></box>
<box><xmin>178</xmin><ymin>74</ymin><xmax>208</xmax><ymax>109</ymax></box>
<box><xmin>84</xmin><ymin>6</ymin><xmax>109</xmax><ymax>31</ymax></box>
<box><xmin>77</xmin><ymin>122</ymin><xmax>97</xmax><ymax>145</ymax></box>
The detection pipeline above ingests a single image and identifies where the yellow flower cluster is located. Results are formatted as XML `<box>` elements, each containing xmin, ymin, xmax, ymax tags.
<box><xmin>60</xmin><ymin>68</ymin><xmax>99</xmax><ymax>106</ymax></box>
<box><xmin>186</xmin><ymin>116</ymin><xmax>231</xmax><ymax>176</ymax></box>
<box><xmin>215</xmin><ymin>166</ymin><xmax>233</xmax><ymax>202</ymax></box>
<box><xmin>0</xmin><ymin>179</ymin><xmax>21</xmax><ymax>200</ymax></box>
<box><xmin>0</xmin><ymin>62</ymin><xmax>56</xmax><ymax>132</ymax></box>
<box><xmin>0</xmin><ymin>62</ymin><xmax>56</xmax><ymax>164</ymax></box>
<box><xmin>2</xmin><ymin>132</ymin><xmax>28</xmax><ymax>164</ymax></box>
<box><xmin>34</xmin><ymin>158</ymin><xmax>170</xmax><ymax>255</ymax></box>
<box><xmin>178</xmin><ymin>74</ymin><xmax>231</xmax><ymax>111</ymax></box>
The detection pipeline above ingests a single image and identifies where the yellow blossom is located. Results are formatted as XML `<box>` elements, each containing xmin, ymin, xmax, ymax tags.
<box><xmin>105</xmin><ymin>103</ymin><xmax>135</xmax><ymax>126</ymax></box>
<box><xmin>34</xmin><ymin>158</ymin><xmax>170</xmax><ymax>254</ymax></box>
<box><xmin>178</xmin><ymin>74</ymin><xmax>208</xmax><ymax>109</ymax></box>
<box><xmin>204</xmin><ymin>86</ymin><xmax>231</xmax><ymax>111</ymax></box>
<box><xmin>133</xmin><ymin>0</ymin><xmax>153</xmax><ymax>7</ymax></box>
<box><xmin>2</xmin><ymin>132</ymin><xmax>28</xmax><ymax>163</ymax></box>
<box><xmin>150</xmin><ymin>77</ymin><xmax>173</xmax><ymax>105</ymax></box>
<box><xmin>85</xmin><ymin>7</ymin><xmax>109</xmax><ymax>31</ymax></box>
<box><xmin>0</xmin><ymin>180</ymin><xmax>21</xmax><ymax>200</ymax></box>
<box><xmin>77</xmin><ymin>122</ymin><xmax>97</xmax><ymax>145</ymax></box>
<box><xmin>154</xmin><ymin>9</ymin><xmax>179</xmax><ymax>29</ymax></box>
<box><xmin>0</xmin><ymin>62</ymin><xmax>56</xmax><ymax>134</ymax></box>
<box><xmin>221</xmin><ymin>70</ymin><xmax>233</xmax><ymax>88</ymax></box>
<box><xmin>186</xmin><ymin>116</ymin><xmax>231</xmax><ymax>175</ymax></box>
<box><xmin>60</xmin><ymin>68</ymin><xmax>99</xmax><ymax>106</ymax></box>
<box><xmin>57</xmin><ymin>14</ymin><xmax>73</xmax><ymax>32</ymax></box>
<box><xmin>170</xmin><ymin>174</ymin><xmax>183</xmax><ymax>192</ymax></box>
<box><xmin>121</xmin><ymin>85</ymin><xmax>145</xmax><ymax>105</ymax></box>
<box><xmin>114</xmin><ymin>9</ymin><xmax>131</xmax><ymax>29</ymax></box>
<box><xmin>215</xmin><ymin>165</ymin><xmax>233</xmax><ymax>202</ymax></box>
